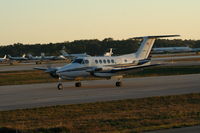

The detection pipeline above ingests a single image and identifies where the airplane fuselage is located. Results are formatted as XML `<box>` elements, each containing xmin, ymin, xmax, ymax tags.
<box><xmin>56</xmin><ymin>54</ymin><xmax>150</xmax><ymax>79</ymax></box>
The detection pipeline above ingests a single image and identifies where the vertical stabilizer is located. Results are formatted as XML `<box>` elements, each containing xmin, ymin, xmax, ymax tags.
<box><xmin>3</xmin><ymin>55</ymin><xmax>7</xmax><ymax>59</ymax></box>
<box><xmin>22</xmin><ymin>54</ymin><xmax>26</xmax><ymax>58</ymax></box>
<box><xmin>132</xmin><ymin>35</ymin><xmax>180</xmax><ymax>59</ymax></box>
<box><xmin>104</xmin><ymin>48</ymin><xmax>113</xmax><ymax>56</ymax></box>
<box><xmin>41</xmin><ymin>53</ymin><xmax>45</xmax><ymax>57</ymax></box>
<box><xmin>60</xmin><ymin>50</ymin><xmax>69</xmax><ymax>56</ymax></box>
<box><xmin>135</xmin><ymin>38</ymin><xmax>155</xmax><ymax>59</ymax></box>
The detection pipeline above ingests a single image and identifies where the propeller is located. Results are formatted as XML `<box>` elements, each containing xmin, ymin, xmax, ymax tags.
<box><xmin>45</xmin><ymin>63</ymin><xmax>59</xmax><ymax>78</ymax></box>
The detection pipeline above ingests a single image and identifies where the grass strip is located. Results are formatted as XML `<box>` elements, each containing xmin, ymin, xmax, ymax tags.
<box><xmin>0</xmin><ymin>93</ymin><xmax>200</xmax><ymax>133</ymax></box>
<box><xmin>0</xmin><ymin>70</ymin><xmax>56</xmax><ymax>86</ymax></box>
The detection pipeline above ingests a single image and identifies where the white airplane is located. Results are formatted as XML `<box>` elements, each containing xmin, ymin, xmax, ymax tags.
<box><xmin>104</xmin><ymin>48</ymin><xmax>113</xmax><ymax>56</ymax></box>
<box><xmin>0</xmin><ymin>55</ymin><xmax>7</xmax><ymax>62</ymax></box>
<box><xmin>27</xmin><ymin>54</ymin><xmax>42</xmax><ymax>60</ymax></box>
<box><xmin>28</xmin><ymin>53</ymin><xmax>66</xmax><ymax>61</ymax></box>
<box><xmin>152</xmin><ymin>46</ymin><xmax>193</xmax><ymax>53</ymax></box>
<box><xmin>60</xmin><ymin>48</ymin><xmax>90</xmax><ymax>60</ymax></box>
<box><xmin>8</xmin><ymin>54</ymin><xmax>28</xmax><ymax>61</ymax></box>
<box><xmin>35</xmin><ymin>35</ymin><xmax>180</xmax><ymax>90</ymax></box>
<box><xmin>153</xmin><ymin>46</ymin><xmax>200</xmax><ymax>53</ymax></box>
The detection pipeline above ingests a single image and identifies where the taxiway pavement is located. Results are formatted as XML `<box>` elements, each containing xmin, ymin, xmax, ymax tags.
<box><xmin>0</xmin><ymin>74</ymin><xmax>200</xmax><ymax>111</ymax></box>
<box><xmin>147</xmin><ymin>126</ymin><xmax>200</xmax><ymax>133</ymax></box>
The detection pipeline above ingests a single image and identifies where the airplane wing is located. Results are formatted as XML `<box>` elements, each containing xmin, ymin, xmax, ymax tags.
<box><xmin>34</xmin><ymin>67</ymin><xmax>61</xmax><ymax>72</ymax></box>
<box><xmin>34</xmin><ymin>67</ymin><xmax>48</xmax><ymax>71</ymax></box>
<box><xmin>34</xmin><ymin>67</ymin><xmax>61</xmax><ymax>78</ymax></box>
<box><xmin>86</xmin><ymin>62</ymin><xmax>160</xmax><ymax>73</ymax></box>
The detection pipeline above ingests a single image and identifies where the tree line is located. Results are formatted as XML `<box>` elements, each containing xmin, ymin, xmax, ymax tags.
<box><xmin>0</xmin><ymin>38</ymin><xmax>200</xmax><ymax>57</ymax></box>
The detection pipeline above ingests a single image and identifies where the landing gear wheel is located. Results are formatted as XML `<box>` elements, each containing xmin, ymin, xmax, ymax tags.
<box><xmin>57</xmin><ymin>83</ymin><xmax>63</xmax><ymax>90</ymax></box>
<box><xmin>116</xmin><ymin>81</ymin><xmax>122</xmax><ymax>87</ymax></box>
<box><xmin>75</xmin><ymin>82</ymin><xmax>81</xmax><ymax>87</ymax></box>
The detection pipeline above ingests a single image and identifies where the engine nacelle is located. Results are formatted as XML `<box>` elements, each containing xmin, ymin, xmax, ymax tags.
<box><xmin>93</xmin><ymin>72</ymin><xmax>115</xmax><ymax>78</ymax></box>
<box><xmin>49</xmin><ymin>72</ymin><xmax>59</xmax><ymax>79</ymax></box>
<box><xmin>94</xmin><ymin>67</ymin><xmax>113</xmax><ymax>72</ymax></box>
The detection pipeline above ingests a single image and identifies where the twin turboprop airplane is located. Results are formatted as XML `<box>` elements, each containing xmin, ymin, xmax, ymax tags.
<box><xmin>35</xmin><ymin>35</ymin><xmax>180</xmax><ymax>90</ymax></box>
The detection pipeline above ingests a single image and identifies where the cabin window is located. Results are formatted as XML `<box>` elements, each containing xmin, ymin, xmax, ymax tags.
<box><xmin>95</xmin><ymin>60</ymin><xmax>98</xmax><ymax>64</ymax></box>
<box><xmin>107</xmin><ymin>59</ymin><xmax>110</xmax><ymax>63</ymax></box>
<box><xmin>124</xmin><ymin>59</ymin><xmax>127</xmax><ymax>62</ymax></box>
<box><xmin>111</xmin><ymin>59</ymin><xmax>115</xmax><ymax>63</ymax></box>
<box><xmin>84</xmin><ymin>60</ymin><xmax>89</xmax><ymax>64</ymax></box>
<box><xmin>103</xmin><ymin>59</ymin><xmax>106</xmax><ymax>64</ymax></box>
<box><xmin>99</xmin><ymin>60</ymin><xmax>102</xmax><ymax>64</ymax></box>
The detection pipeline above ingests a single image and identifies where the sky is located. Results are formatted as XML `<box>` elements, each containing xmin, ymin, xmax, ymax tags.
<box><xmin>0</xmin><ymin>0</ymin><xmax>200</xmax><ymax>45</ymax></box>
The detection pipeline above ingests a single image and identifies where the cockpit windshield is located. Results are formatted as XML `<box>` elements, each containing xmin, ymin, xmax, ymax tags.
<box><xmin>72</xmin><ymin>59</ymin><xmax>83</xmax><ymax>64</ymax></box>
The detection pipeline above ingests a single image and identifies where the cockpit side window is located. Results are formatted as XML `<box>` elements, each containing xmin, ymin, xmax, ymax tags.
<box><xmin>72</xmin><ymin>59</ymin><xmax>83</xmax><ymax>64</ymax></box>
<box><xmin>84</xmin><ymin>60</ymin><xmax>89</xmax><ymax>64</ymax></box>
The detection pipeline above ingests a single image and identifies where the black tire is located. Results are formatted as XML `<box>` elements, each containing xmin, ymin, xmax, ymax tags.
<box><xmin>57</xmin><ymin>83</ymin><xmax>63</xmax><ymax>90</ymax></box>
<box><xmin>116</xmin><ymin>81</ymin><xmax>122</xmax><ymax>87</ymax></box>
<box><xmin>75</xmin><ymin>82</ymin><xmax>81</xmax><ymax>87</ymax></box>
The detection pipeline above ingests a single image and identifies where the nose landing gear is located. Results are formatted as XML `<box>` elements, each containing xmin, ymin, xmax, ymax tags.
<box><xmin>116</xmin><ymin>81</ymin><xmax>122</xmax><ymax>87</ymax></box>
<box><xmin>57</xmin><ymin>83</ymin><xmax>63</xmax><ymax>90</ymax></box>
<box><xmin>57</xmin><ymin>77</ymin><xmax>63</xmax><ymax>90</ymax></box>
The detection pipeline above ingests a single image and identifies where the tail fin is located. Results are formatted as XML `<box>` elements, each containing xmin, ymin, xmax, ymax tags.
<box><xmin>27</xmin><ymin>54</ymin><xmax>33</xmax><ymax>59</ymax></box>
<box><xmin>104</xmin><ymin>48</ymin><xmax>113</xmax><ymax>56</ymax></box>
<box><xmin>7</xmin><ymin>55</ymin><xmax>11</xmax><ymax>58</ymax></box>
<box><xmin>109</xmin><ymin>48</ymin><xmax>113</xmax><ymax>56</ymax></box>
<box><xmin>133</xmin><ymin>35</ymin><xmax>180</xmax><ymax>59</ymax></box>
<box><xmin>41</xmin><ymin>53</ymin><xmax>45</xmax><ymax>57</ymax></box>
<box><xmin>22</xmin><ymin>54</ymin><xmax>26</xmax><ymax>58</ymax></box>
<box><xmin>3</xmin><ymin>55</ymin><xmax>7</xmax><ymax>59</ymax></box>
<box><xmin>60</xmin><ymin>50</ymin><xmax>69</xmax><ymax>56</ymax></box>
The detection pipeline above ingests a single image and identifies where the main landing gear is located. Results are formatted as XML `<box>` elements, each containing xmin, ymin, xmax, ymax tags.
<box><xmin>116</xmin><ymin>81</ymin><xmax>122</xmax><ymax>87</ymax></box>
<box><xmin>57</xmin><ymin>80</ymin><xmax>82</xmax><ymax>90</ymax></box>
<box><xmin>115</xmin><ymin>78</ymin><xmax>122</xmax><ymax>87</ymax></box>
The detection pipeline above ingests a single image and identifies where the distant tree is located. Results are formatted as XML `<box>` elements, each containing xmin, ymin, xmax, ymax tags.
<box><xmin>0</xmin><ymin>39</ymin><xmax>199</xmax><ymax>57</ymax></box>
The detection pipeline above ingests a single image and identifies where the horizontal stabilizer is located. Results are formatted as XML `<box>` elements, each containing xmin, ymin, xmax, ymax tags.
<box><xmin>131</xmin><ymin>35</ymin><xmax>180</xmax><ymax>39</ymax></box>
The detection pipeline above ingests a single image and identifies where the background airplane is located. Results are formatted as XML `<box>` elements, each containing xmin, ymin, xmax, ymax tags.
<box><xmin>27</xmin><ymin>54</ymin><xmax>42</xmax><ymax>60</ymax></box>
<box><xmin>60</xmin><ymin>47</ymin><xmax>90</xmax><ymax>60</ymax></box>
<box><xmin>152</xmin><ymin>47</ymin><xmax>192</xmax><ymax>53</ymax></box>
<box><xmin>152</xmin><ymin>46</ymin><xmax>200</xmax><ymax>53</ymax></box>
<box><xmin>8</xmin><ymin>54</ymin><xmax>28</xmax><ymax>61</ymax></box>
<box><xmin>35</xmin><ymin>35</ymin><xmax>180</xmax><ymax>90</ymax></box>
<box><xmin>28</xmin><ymin>53</ymin><xmax>66</xmax><ymax>61</ymax></box>
<box><xmin>0</xmin><ymin>55</ymin><xmax>7</xmax><ymax>62</ymax></box>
